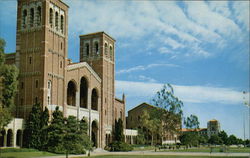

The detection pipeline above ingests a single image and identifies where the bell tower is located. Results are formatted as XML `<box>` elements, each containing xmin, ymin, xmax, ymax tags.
<box><xmin>79</xmin><ymin>32</ymin><xmax>115</xmax><ymax>147</ymax></box>
<box><xmin>15</xmin><ymin>0</ymin><xmax>68</xmax><ymax>118</ymax></box>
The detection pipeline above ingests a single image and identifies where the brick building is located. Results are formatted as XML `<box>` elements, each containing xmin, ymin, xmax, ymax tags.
<box><xmin>0</xmin><ymin>0</ymin><xmax>130</xmax><ymax>148</ymax></box>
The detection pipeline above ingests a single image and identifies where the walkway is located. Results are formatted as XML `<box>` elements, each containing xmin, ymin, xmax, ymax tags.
<box><xmin>38</xmin><ymin>150</ymin><xmax>250</xmax><ymax>158</ymax></box>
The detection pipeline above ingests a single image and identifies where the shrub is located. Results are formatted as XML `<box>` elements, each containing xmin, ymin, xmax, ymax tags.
<box><xmin>110</xmin><ymin>141</ymin><xmax>133</xmax><ymax>151</ymax></box>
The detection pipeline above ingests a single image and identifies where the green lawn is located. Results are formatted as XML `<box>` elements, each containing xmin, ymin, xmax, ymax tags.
<box><xmin>85</xmin><ymin>156</ymin><xmax>248</xmax><ymax>158</ymax></box>
<box><xmin>0</xmin><ymin>148</ymin><xmax>58</xmax><ymax>158</ymax></box>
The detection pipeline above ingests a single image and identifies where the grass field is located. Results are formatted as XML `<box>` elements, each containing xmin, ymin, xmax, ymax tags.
<box><xmin>83</xmin><ymin>156</ymin><xmax>248</xmax><ymax>158</ymax></box>
<box><xmin>0</xmin><ymin>148</ymin><xmax>58</xmax><ymax>158</ymax></box>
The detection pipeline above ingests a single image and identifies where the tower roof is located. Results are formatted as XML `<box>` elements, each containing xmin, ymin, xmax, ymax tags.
<box><xmin>79</xmin><ymin>31</ymin><xmax>116</xmax><ymax>42</ymax></box>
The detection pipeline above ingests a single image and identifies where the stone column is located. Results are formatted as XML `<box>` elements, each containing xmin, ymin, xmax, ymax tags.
<box><xmin>87</xmin><ymin>88</ymin><xmax>92</xmax><ymax>110</ymax></box>
<box><xmin>76</xmin><ymin>91</ymin><xmax>80</xmax><ymax>120</ymax></box>
<box><xmin>13</xmin><ymin>130</ymin><xmax>17</xmax><ymax>147</ymax></box>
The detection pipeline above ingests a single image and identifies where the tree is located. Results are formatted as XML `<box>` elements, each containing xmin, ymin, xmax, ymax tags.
<box><xmin>218</xmin><ymin>130</ymin><xmax>228</xmax><ymax>145</ymax></box>
<box><xmin>0</xmin><ymin>38</ymin><xmax>18</xmax><ymax>130</ymax></box>
<box><xmin>40</xmin><ymin>107</ymin><xmax>49</xmax><ymax>150</ymax></box>
<box><xmin>151</xmin><ymin>84</ymin><xmax>183</xmax><ymax>139</ymax></box>
<box><xmin>23</xmin><ymin>103</ymin><xmax>43</xmax><ymax>148</ymax></box>
<box><xmin>46</xmin><ymin>106</ymin><xmax>65</xmax><ymax>153</ymax></box>
<box><xmin>184</xmin><ymin>114</ymin><xmax>199</xmax><ymax>130</ymax></box>
<box><xmin>114</xmin><ymin>118</ymin><xmax>125</xmax><ymax>142</ymax></box>
<box><xmin>180</xmin><ymin>132</ymin><xmax>199</xmax><ymax>147</ymax></box>
<box><xmin>208</xmin><ymin>135</ymin><xmax>222</xmax><ymax>145</ymax></box>
<box><xmin>227</xmin><ymin>135</ymin><xmax>238</xmax><ymax>145</ymax></box>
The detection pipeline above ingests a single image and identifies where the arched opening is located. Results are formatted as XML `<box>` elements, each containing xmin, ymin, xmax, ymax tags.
<box><xmin>80</xmin><ymin>77</ymin><xmax>88</xmax><ymax>108</ymax></box>
<box><xmin>110</xmin><ymin>46</ymin><xmax>113</xmax><ymax>59</ymax></box>
<box><xmin>105</xmin><ymin>43</ymin><xmax>108</xmax><ymax>55</ymax></box>
<box><xmin>49</xmin><ymin>8</ymin><xmax>53</xmax><ymax>27</ymax></box>
<box><xmin>7</xmin><ymin>129</ymin><xmax>13</xmax><ymax>147</ymax></box>
<box><xmin>0</xmin><ymin>130</ymin><xmax>6</xmax><ymax>147</ymax></box>
<box><xmin>91</xmin><ymin>121</ymin><xmax>98</xmax><ymax>147</ymax></box>
<box><xmin>30</xmin><ymin>8</ymin><xmax>34</xmax><ymax>27</ymax></box>
<box><xmin>95</xmin><ymin>42</ymin><xmax>99</xmax><ymax>54</ymax></box>
<box><xmin>67</xmin><ymin>81</ymin><xmax>77</xmax><ymax>106</ymax></box>
<box><xmin>55</xmin><ymin>12</ymin><xmax>59</xmax><ymax>30</ymax></box>
<box><xmin>22</xmin><ymin>9</ymin><xmax>27</xmax><ymax>29</ymax></box>
<box><xmin>16</xmin><ymin>130</ymin><xmax>22</xmax><ymax>147</ymax></box>
<box><xmin>85</xmin><ymin>43</ymin><xmax>90</xmax><ymax>56</ymax></box>
<box><xmin>37</xmin><ymin>6</ymin><xmax>41</xmax><ymax>25</ymax></box>
<box><xmin>60</xmin><ymin>15</ymin><xmax>64</xmax><ymax>33</ymax></box>
<box><xmin>91</xmin><ymin>89</ymin><xmax>98</xmax><ymax>111</ymax></box>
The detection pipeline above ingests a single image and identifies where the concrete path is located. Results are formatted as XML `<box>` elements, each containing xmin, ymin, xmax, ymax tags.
<box><xmin>38</xmin><ymin>150</ymin><xmax>250</xmax><ymax>158</ymax></box>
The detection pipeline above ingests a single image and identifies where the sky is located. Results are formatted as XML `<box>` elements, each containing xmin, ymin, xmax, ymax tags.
<box><xmin>0</xmin><ymin>0</ymin><xmax>249</xmax><ymax>139</ymax></box>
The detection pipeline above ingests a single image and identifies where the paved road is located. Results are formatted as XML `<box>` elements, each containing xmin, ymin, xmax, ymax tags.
<box><xmin>38</xmin><ymin>150</ymin><xmax>250</xmax><ymax>158</ymax></box>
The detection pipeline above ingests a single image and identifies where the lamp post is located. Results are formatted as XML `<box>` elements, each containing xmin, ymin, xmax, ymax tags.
<box><xmin>243</xmin><ymin>91</ymin><xmax>250</xmax><ymax>148</ymax></box>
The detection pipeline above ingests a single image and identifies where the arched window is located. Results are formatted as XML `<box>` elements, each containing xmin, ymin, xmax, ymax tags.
<box><xmin>91</xmin><ymin>89</ymin><xmax>98</xmax><ymax>111</ymax></box>
<box><xmin>49</xmin><ymin>8</ymin><xmax>53</xmax><ymax>27</ymax></box>
<box><xmin>85</xmin><ymin>43</ymin><xmax>90</xmax><ymax>56</ymax></box>
<box><xmin>30</xmin><ymin>8</ymin><xmax>34</xmax><ymax>27</ymax></box>
<box><xmin>80</xmin><ymin>77</ymin><xmax>88</xmax><ymax>108</ymax></box>
<box><xmin>37</xmin><ymin>6</ymin><xmax>41</xmax><ymax>25</ymax></box>
<box><xmin>94</xmin><ymin>42</ymin><xmax>99</xmax><ymax>54</ymax></box>
<box><xmin>110</xmin><ymin>46</ymin><xmax>113</xmax><ymax>59</ymax></box>
<box><xmin>55</xmin><ymin>12</ymin><xmax>59</xmax><ymax>30</ymax></box>
<box><xmin>60</xmin><ymin>15</ymin><xmax>64</xmax><ymax>33</ymax></box>
<box><xmin>22</xmin><ymin>9</ymin><xmax>27</xmax><ymax>29</ymax></box>
<box><xmin>47</xmin><ymin>80</ymin><xmax>52</xmax><ymax>105</ymax></box>
<box><xmin>67</xmin><ymin>81</ymin><xmax>76</xmax><ymax>106</ymax></box>
<box><xmin>105</xmin><ymin>43</ymin><xmax>108</xmax><ymax>55</ymax></box>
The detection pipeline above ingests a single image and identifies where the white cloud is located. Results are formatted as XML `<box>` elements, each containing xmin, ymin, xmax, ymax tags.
<box><xmin>232</xmin><ymin>1</ymin><xmax>250</xmax><ymax>32</ymax></box>
<box><xmin>117</xmin><ymin>63</ymin><xmax>180</xmax><ymax>74</ymax></box>
<box><xmin>138</xmin><ymin>75</ymin><xmax>157</xmax><ymax>83</ymax></box>
<box><xmin>116</xmin><ymin>80</ymin><xmax>249</xmax><ymax>105</ymax></box>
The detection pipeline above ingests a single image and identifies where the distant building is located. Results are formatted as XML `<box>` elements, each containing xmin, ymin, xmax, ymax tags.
<box><xmin>127</xmin><ymin>102</ymin><xmax>180</xmax><ymax>145</ymax></box>
<box><xmin>207</xmin><ymin>119</ymin><xmax>221</xmax><ymax>137</ymax></box>
<box><xmin>181</xmin><ymin>119</ymin><xmax>221</xmax><ymax>138</ymax></box>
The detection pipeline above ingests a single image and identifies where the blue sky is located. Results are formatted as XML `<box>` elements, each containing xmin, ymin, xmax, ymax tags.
<box><xmin>0</xmin><ymin>0</ymin><xmax>249</xmax><ymax>139</ymax></box>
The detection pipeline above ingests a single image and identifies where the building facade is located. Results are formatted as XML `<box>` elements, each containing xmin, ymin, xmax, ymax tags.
<box><xmin>0</xmin><ymin>0</ymin><xmax>128</xmax><ymax>149</ymax></box>
<box><xmin>126</xmin><ymin>102</ymin><xmax>179</xmax><ymax>145</ymax></box>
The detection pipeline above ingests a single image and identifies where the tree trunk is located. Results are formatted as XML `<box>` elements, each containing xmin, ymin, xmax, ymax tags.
<box><xmin>151</xmin><ymin>133</ymin><xmax>154</xmax><ymax>146</ymax></box>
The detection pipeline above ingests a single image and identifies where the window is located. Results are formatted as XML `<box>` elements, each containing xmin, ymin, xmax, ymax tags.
<box><xmin>61</xmin><ymin>42</ymin><xmax>63</xmax><ymax>50</ymax></box>
<box><xmin>35</xmin><ymin>97</ymin><xmax>38</xmax><ymax>104</ymax></box>
<box><xmin>35</xmin><ymin>80</ymin><xmax>38</xmax><ymax>88</ymax></box>
<box><xmin>29</xmin><ymin>57</ymin><xmax>32</xmax><ymax>64</ymax></box>
<box><xmin>60</xmin><ymin>61</ymin><xmax>62</xmax><ymax>68</ymax></box>
<box><xmin>94</xmin><ymin>42</ymin><xmax>99</xmax><ymax>54</ymax></box>
<box><xmin>55</xmin><ymin>12</ymin><xmax>59</xmax><ymax>30</ymax></box>
<box><xmin>110</xmin><ymin>46</ymin><xmax>113</xmax><ymax>59</ymax></box>
<box><xmin>30</xmin><ymin>8</ymin><xmax>34</xmax><ymax>27</ymax></box>
<box><xmin>60</xmin><ymin>15</ymin><xmax>64</xmax><ymax>33</ymax></box>
<box><xmin>49</xmin><ymin>8</ymin><xmax>53</xmax><ymax>27</ymax></box>
<box><xmin>21</xmin><ymin>82</ymin><xmax>24</xmax><ymax>89</ymax></box>
<box><xmin>22</xmin><ymin>10</ymin><xmax>27</xmax><ymax>29</ymax></box>
<box><xmin>85</xmin><ymin>43</ymin><xmax>89</xmax><ymax>56</ymax></box>
<box><xmin>105</xmin><ymin>43</ymin><xmax>108</xmax><ymax>55</ymax></box>
<box><xmin>37</xmin><ymin>6</ymin><xmax>41</xmax><ymax>25</ymax></box>
<box><xmin>47</xmin><ymin>80</ymin><xmax>52</xmax><ymax>105</ymax></box>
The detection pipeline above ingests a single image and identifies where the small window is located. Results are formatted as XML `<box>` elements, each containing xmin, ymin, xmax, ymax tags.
<box><xmin>120</xmin><ymin>111</ymin><xmax>122</xmax><ymax>118</ymax></box>
<box><xmin>110</xmin><ymin>46</ymin><xmax>113</xmax><ymax>59</ymax></box>
<box><xmin>95</xmin><ymin>42</ymin><xmax>99</xmax><ymax>54</ymax></box>
<box><xmin>60</xmin><ymin>61</ymin><xmax>62</xmax><ymax>68</ymax></box>
<box><xmin>48</xmin><ymin>96</ymin><xmax>50</xmax><ymax>105</ymax></box>
<box><xmin>37</xmin><ymin>6</ymin><xmax>42</xmax><ymax>25</ymax></box>
<box><xmin>55</xmin><ymin>12</ymin><xmax>59</xmax><ymax>30</ymax></box>
<box><xmin>35</xmin><ymin>97</ymin><xmax>38</xmax><ymax>104</ymax></box>
<box><xmin>61</xmin><ymin>42</ymin><xmax>63</xmax><ymax>50</ymax></box>
<box><xmin>35</xmin><ymin>80</ymin><xmax>38</xmax><ymax>88</ymax></box>
<box><xmin>21</xmin><ymin>82</ymin><xmax>24</xmax><ymax>89</ymax></box>
<box><xmin>29</xmin><ymin>57</ymin><xmax>32</xmax><ymax>64</ymax></box>
<box><xmin>105</xmin><ymin>43</ymin><xmax>108</xmax><ymax>55</ymax></box>
<box><xmin>49</xmin><ymin>8</ymin><xmax>53</xmax><ymax>27</ymax></box>
<box><xmin>60</xmin><ymin>15</ymin><xmax>64</xmax><ymax>33</ymax></box>
<box><xmin>22</xmin><ymin>10</ymin><xmax>27</xmax><ymax>28</ymax></box>
<box><xmin>85</xmin><ymin>43</ymin><xmax>89</xmax><ymax>56</ymax></box>
<box><xmin>20</xmin><ymin>98</ymin><xmax>23</xmax><ymax>106</ymax></box>
<box><xmin>30</xmin><ymin>8</ymin><xmax>34</xmax><ymax>27</ymax></box>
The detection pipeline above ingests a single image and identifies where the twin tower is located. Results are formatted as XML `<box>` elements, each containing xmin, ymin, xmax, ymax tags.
<box><xmin>12</xmin><ymin>0</ymin><xmax>125</xmax><ymax>148</ymax></box>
